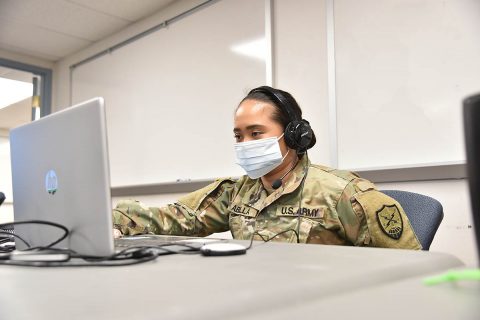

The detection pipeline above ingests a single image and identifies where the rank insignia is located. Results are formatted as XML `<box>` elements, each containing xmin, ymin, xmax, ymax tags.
<box><xmin>376</xmin><ymin>204</ymin><xmax>403</xmax><ymax>240</ymax></box>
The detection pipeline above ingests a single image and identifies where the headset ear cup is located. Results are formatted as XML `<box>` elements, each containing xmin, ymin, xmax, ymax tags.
<box><xmin>298</xmin><ymin>120</ymin><xmax>313</xmax><ymax>153</ymax></box>
<box><xmin>284</xmin><ymin>121</ymin><xmax>299</xmax><ymax>150</ymax></box>
<box><xmin>284</xmin><ymin>120</ymin><xmax>313</xmax><ymax>153</ymax></box>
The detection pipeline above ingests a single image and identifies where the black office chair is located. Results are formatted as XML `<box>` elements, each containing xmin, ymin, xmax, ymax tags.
<box><xmin>380</xmin><ymin>190</ymin><xmax>443</xmax><ymax>250</ymax></box>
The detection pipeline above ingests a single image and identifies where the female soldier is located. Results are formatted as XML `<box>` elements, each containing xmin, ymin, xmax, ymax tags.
<box><xmin>113</xmin><ymin>86</ymin><xmax>421</xmax><ymax>249</ymax></box>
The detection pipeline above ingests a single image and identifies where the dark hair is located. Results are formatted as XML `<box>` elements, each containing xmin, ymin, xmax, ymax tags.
<box><xmin>239</xmin><ymin>86</ymin><xmax>317</xmax><ymax>150</ymax></box>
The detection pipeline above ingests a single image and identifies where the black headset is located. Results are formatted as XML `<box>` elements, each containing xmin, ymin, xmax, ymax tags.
<box><xmin>248</xmin><ymin>86</ymin><xmax>313</xmax><ymax>154</ymax></box>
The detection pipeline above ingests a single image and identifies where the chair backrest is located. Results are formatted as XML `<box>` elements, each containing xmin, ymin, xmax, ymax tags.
<box><xmin>380</xmin><ymin>190</ymin><xmax>443</xmax><ymax>250</ymax></box>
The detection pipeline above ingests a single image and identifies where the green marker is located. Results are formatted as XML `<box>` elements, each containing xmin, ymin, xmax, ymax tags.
<box><xmin>423</xmin><ymin>269</ymin><xmax>480</xmax><ymax>285</ymax></box>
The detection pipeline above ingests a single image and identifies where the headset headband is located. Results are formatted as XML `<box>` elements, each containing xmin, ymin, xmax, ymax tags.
<box><xmin>249</xmin><ymin>86</ymin><xmax>300</xmax><ymax>122</ymax></box>
<box><xmin>248</xmin><ymin>86</ymin><xmax>313</xmax><ymax>154</ymax></box>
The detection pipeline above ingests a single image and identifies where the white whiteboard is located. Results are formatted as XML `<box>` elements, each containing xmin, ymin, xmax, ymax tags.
<box><xmin>273</xmin><ymin>0</ymin><xmax>331</xmax><ymax>167</ymax></box>
<box><xmin>71</xmin><ymin>0</ymin><xmax>265</xmax><ymax>187</ymax></box>
<box><xmin>334</xmin><ymin>0</ymin><xmax>480</xmax><ymax>169</ymax></box>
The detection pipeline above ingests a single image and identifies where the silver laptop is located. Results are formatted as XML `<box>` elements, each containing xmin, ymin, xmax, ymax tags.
<box><xmin>9</xmin><ymin>98</ymin><xmax>215</xmax><ymax>257</ymax></box>
<box><xmin>10</xmin><ymin>98</ymin><xmax>114</xmax><ymax>256</ymax></box>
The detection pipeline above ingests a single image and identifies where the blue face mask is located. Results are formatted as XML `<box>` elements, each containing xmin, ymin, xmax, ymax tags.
<box><xmin>234</xmin><ymin>134</ymin><xmax>289</xmax><ymax>179</ymax></box>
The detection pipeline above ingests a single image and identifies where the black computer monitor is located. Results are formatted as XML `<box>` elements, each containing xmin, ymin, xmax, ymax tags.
<box><xmin>463</xmin><ymin>93</ymin><xmax>480</xmax><ymax>266</ymax></box>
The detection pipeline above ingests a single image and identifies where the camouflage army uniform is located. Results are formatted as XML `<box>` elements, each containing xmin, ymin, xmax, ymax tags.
<box><xmin>113</xmin><ymin>157</ymin><xmax>422</xmax><ymax>249</ymax></box>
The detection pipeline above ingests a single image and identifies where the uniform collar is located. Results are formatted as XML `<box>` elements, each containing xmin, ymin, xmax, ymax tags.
<box><xmin>281</xmin><ymin>155</ymin><xmax>309</xmax><ymax>194</ymax></box>
<box><xmin>249</xmin><ymin>155</ymin><xmax>309</xmax><ymax>211</ymax></box>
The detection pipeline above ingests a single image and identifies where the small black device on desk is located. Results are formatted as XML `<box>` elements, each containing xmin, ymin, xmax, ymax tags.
<box><xmin>0</xmin><ymin>192</ymin><xmax>14</xmax><ymax>246</ymax></box>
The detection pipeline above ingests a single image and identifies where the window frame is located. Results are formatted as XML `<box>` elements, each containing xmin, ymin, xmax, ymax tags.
<box><xmin>0</xmin><ymin>57</ymin><xmax>52</xmax><ymax>119</ymax></box>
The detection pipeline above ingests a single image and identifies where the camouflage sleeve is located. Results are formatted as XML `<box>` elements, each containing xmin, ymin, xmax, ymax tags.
<box><xmin>112</xmin><ymin>178</ymin><xmax>237</xmax><ymax>237</ymax></box>
<box><xmin>336</xmin><ymin>179</ymin><xmax>422</xmax><ymax>250</ymax></box>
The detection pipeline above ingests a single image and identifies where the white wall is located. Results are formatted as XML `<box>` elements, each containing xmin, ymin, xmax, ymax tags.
<box><xmin>53</xmin><ymin>0</ymin><xmax>208</xmax><ymax>111</ymax></box>
<box><xmin>0</xmin><ymin>134</ymin><xmax>14</xmax><ymax>224</ymax></box>
<box><xmin>273</xmin><ymin>0</ymin><xmax>330</xmax><ymax>166</ymax></box>
<box><xmin>50</xmin><ymin>0</ymin><xmax>478</xmax><ymax>266</ymax></box>
<box><xmin>54</xmin><ymin>0</ymin><xmax>332</xmax><ymax>166</ymax></box>
<box><xmin>68</xmin><ymin>0</ymin><xmax>265</xmax><ymax>186</ymax></box>
<box><xmin>0</xmin><ymin>51</ymin><xmax>53</xmax><ymax>224</ymax></box>
<box><xmin>0</xmin><ymin>204</ymin><xmax>14</xmax><ymax>224</ymax></box>
<box><xmin>335</xmin><ymin>0</ymin><xmax>480</xmax><ymax>169</ymax></box>
<box><xmin>0</xmin><ymin>135</ymin><xmax>13</xmax><ymax>217</ymax></box>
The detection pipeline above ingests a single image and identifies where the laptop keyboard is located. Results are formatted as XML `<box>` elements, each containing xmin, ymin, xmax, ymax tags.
<box><xmin>114</xmin><ymin>234</ymin><xmax>221</xmax><ymax>248</ymax></box>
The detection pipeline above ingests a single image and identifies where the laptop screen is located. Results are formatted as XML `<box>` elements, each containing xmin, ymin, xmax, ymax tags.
<box><xmin>9</xmin><ymin>97</ymin><xmax>114</xmax><ymax>256</ymax></box>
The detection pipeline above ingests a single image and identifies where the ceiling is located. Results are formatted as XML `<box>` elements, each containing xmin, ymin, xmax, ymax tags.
<box><xmin>0</xmin><ymin>0</ymin><xmax>177</xmax><ymax>62</ymax></box>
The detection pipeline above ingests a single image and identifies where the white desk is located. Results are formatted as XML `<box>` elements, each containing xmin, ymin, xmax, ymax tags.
<box><xmin>0</xmin><ymin>241</ymin><xmax>465</xmax><ymax>320</ymax></box>
<box><xmin>240</xmin><ymin>268</ymin><xmax>480</xmax><ymax>320</ymax></box>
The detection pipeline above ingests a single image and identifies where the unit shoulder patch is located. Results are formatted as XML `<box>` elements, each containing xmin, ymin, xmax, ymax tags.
<box><xmin>376</xmin><ymin>204</ymin><xmax>403</xmax><ymax>240</ymax></box>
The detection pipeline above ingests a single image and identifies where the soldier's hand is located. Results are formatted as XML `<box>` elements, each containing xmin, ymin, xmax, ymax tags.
<box><xmin>113</xmin><ymin>228</ymin><xmax>123</xmax><ymax>239</ymax></box>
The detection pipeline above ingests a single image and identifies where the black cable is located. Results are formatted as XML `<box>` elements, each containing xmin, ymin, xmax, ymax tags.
<box><xmin>0</xmin><ymin>219</ymin><xmax>304</xmax><ymax>267</ymax></box>
<box><xmin>0</xmin><ymin>220</ymin><xmax>69</xmax><ymax>250</ymax></box>
<box><xmin>76</xmin><ymin>242</ymin><xmax>202</xmax><ymax>262</ymax></box>
<box><xmin>0</xmin><ymin>254</ymin><xmax>159</xmax><ymax>268</ymax></box>
<box><xmin>0</xmin><ymin>220</ymin><xmax>210</xmax><ymax>267</ymax></box>
<box><xmin>0</xmin><ymin>240</ymin><xmax>206</xmax><ymax>267</ymax></box>
<box><xmin>247</xmin><ymin>153</ymin><xmax>308</xmax><ymax>246</ymax></box>
<box><xmin>0</xmin><ymin>217</ymin><xmax>204</xmax><ymax>267</ymax></box>
<box><xmin>0</xmin><ymin>231</ymin><xmax>30</xmax><ymax>248</ymax></box>
<box><xmin>0</xmin><ymin>222</ymin><xmax>15</xmax><ymax>248</ymax></box>
<box><xmin>295</xmin><ymin>151</ymin><xmax>310</xmax><ymax>239</ymax></box>
<box><xmin>0</xmin><ymin>237</ymin><xmax>12</xmax><ymax>245</ymax></box>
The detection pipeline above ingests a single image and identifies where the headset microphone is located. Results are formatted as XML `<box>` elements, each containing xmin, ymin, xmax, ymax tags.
<box><xmin>271</xmin><ymin>159</ymin><xmax>298</xmax><ymax>190</ymax></box>
<box><xmin>271</xmin><ymin>179</ymin><xmax>283</xmax><ymax>190</ymax></box>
